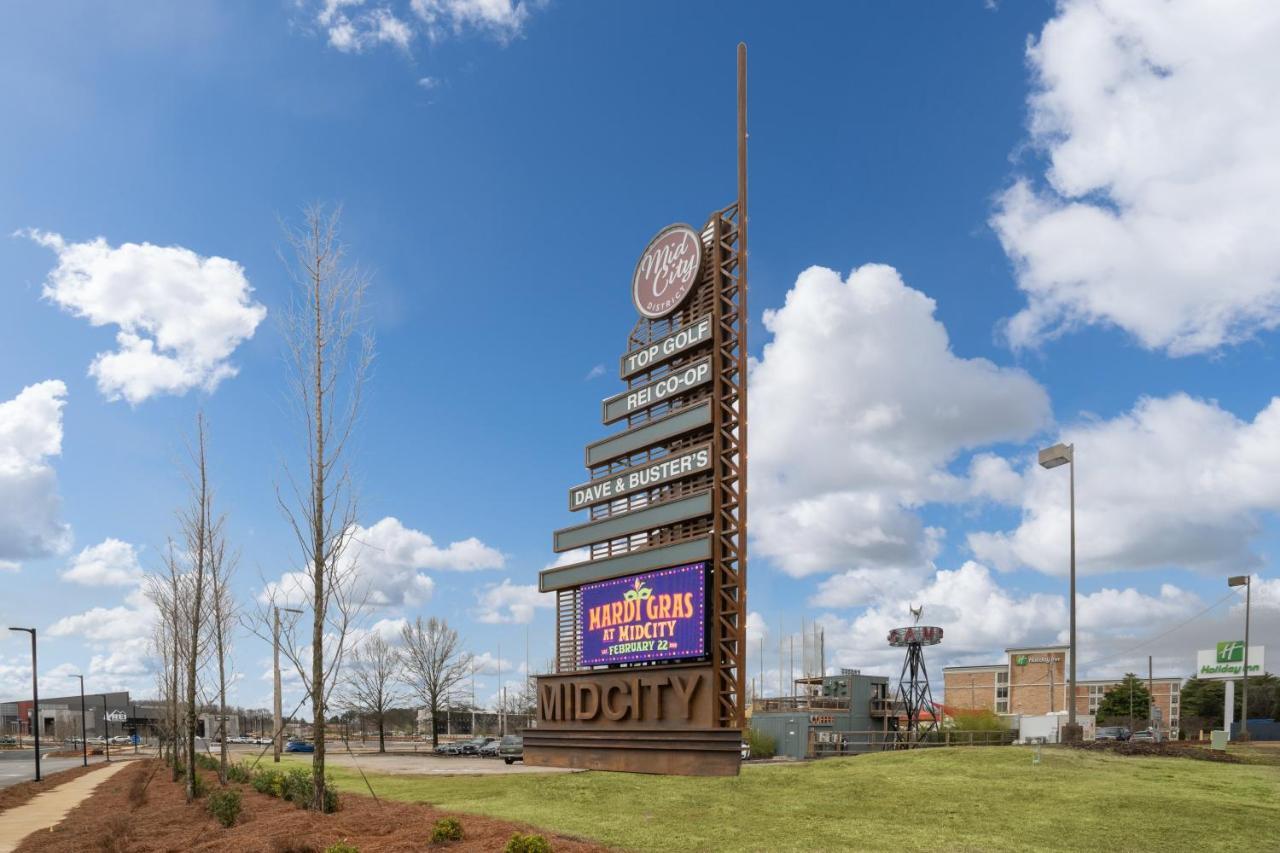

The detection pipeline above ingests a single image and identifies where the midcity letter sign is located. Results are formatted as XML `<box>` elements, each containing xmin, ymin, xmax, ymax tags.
<box><xmin>1195</xmin><ymin>642</ymin><xmax>1265</xmax><ymax>679</ymax></box>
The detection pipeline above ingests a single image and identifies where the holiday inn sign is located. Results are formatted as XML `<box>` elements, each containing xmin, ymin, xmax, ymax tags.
<box><xmin>1195</xmin><ymin>642</ymin><xmax>1265</xmax><ymax>679</ymax></box>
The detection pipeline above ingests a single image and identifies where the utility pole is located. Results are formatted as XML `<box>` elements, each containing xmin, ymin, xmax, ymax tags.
<box><xmin>274</xmin><ymin>605</ymin><xmax>302</xmax><ymax>762</ymax></box>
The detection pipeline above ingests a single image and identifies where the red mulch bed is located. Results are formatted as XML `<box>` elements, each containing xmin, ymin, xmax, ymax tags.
<box><xmin>1066</xmin><ymin>739</ymin><xmax>1241</xmax><ymax>763</ymax></box>
<box><xmin>17</xmin><ymin>760</ymin><xmax>612</xmax><ymax>852</ymax></box>
<box><xmin>0</xmin><ymin>763</ymin><xmax>103</xmax><ymax>815</ymax></box>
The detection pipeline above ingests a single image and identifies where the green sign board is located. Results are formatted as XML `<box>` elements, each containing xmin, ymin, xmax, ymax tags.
<box><xmin>1216</xmin><ymin>641</ymin><xmax>1244</xmax><ymax>663</ymax></box>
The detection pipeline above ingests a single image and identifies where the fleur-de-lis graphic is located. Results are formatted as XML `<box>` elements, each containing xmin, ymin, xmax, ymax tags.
<box><xmin>623</xmin><ymin>578</ymin><xmax>653</xmax><ymax>601</ymax></box>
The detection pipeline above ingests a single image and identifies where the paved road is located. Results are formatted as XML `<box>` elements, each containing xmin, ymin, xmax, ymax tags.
<box><xmin>0</xmin><ymin>750</ymin><xmax>111</xmax><ymax>790</ymax></box>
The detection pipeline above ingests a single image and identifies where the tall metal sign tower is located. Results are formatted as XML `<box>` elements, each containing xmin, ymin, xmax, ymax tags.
<box><xmin>525</xmin><ymin>46</ymin><xmax>749</xmax><ymax>776</ymax></box>
<box><xmin>887</xmin><ymin>611</ymin><xmax>943</xmax><ymax>746</ymax></box>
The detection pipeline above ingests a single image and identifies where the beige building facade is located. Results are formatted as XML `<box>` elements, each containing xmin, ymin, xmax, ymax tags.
<box><xmin>943</xmin><ymin>645</ymin><xmax>1183</xmax><ymax>736</ymax></box>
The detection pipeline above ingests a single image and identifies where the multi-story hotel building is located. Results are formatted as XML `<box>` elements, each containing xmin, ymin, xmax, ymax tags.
<box><xmin>942</xmin><ymin>645</ymin><xmax>1183</xmax><ymax>736</ymax></box>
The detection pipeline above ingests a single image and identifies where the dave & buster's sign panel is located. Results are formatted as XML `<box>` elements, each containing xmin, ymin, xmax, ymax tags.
<box><xmin>580</xmin><ymin>563</ymin><xmax>707</xmax><ymax>666</ymax></box>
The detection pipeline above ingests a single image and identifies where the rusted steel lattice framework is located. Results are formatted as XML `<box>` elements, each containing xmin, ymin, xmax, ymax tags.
<box><xmin>709</xmin><ymin>201</ymin><xmax>747</xmax><ymax>730</ymax></box>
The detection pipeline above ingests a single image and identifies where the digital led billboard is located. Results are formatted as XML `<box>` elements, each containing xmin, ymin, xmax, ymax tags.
<box><xmin>579</xmin><ymin>562</ymin><xmax>707</xmax><ymax>666</ymax></box>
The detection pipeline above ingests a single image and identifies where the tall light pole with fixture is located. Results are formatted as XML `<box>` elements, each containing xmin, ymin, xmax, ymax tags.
<box><xmin>1228</xmin><ymin>575</ymin><xmax>1251</xmax><ymax>741</ymax></box>
<box><xmin>1038</xmin><ymin>442</ymin><xmax>1078</xmax><ymax>740</ymax></box>
<box><xmin>274</xmin><ymin>605</ymin><xmax>303</xmax><ymax>762</ymax></box>
<box><xmin>9</xmin><ymin>627</ymin><xmax>39</xmax><ymax>781</ymax></box>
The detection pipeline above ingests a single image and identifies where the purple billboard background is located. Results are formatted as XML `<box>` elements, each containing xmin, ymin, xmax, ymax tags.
<box><xmin>579</xmin><ymin>562</ymin><xmax>707</xmax><ymax>666</ymax></box>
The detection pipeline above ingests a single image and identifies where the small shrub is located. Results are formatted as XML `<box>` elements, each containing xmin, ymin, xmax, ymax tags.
<box><xmin>195</xmin><ymin>752</ymin><xmax>221</xmax><ymax>772</ymax></box>
<box><xmin>324</xmin><ymin>843</ymin><xmax>359</xmax><ymax>853</ymax></box>
<box><xmin>746</xmin><ymin>728</ymin><xmax>776</xmax><ymax>759</ymax></box>
<box><xmin>431</xmin><ymin>817</ymin><xmax>464</xmax><ymax>843</ymax></box>
<box><xmin>504</xmin><ymin>833</ymin><xmax>551</xmax><ymax>853</ymax></box>
<box><xmin>207</xmin><ymin>788</ymin><xmax>242</xmax><ymax>828</ymax></box>
<box><xmin>252</xmin><ymin>768</ymin><xmax>285</xmax><ymax>798</ymax></box>
<box><xmin>282</xmin><ymin>766</ymin><xmax>313</xmax><ymax>807</ymax></box>
<box><xmin>227</xmin><ymin>761</ymin><xmax>252</xmax><ymax>784</ymax></box>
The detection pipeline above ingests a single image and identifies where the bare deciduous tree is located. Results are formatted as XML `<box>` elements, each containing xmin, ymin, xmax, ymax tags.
<box><xmin>275</xmin><ymin>203</ymin><xmax>374</xmax><ymax>811</ymax></box>
<box><xmin>400</xmin><ymin>617</ymin><xmax>473</xmax><ymax>748</ymax></box>
<box><xmin>180</xmin><ymin>413</ymin><xmax>213</xmax><ymax>802</ymax></box>
<box><xmin>207</xmin><ymin>515</ymin><xmax>238</xmax><ymax>784</ymax></box>
<box><xmin>341</xmin><ymin>633</ymin><xmax>406</xmax><ymax>753</ymax></box>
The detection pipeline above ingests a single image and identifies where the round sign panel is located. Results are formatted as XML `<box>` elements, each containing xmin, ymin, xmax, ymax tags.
<box><xmin>887</xmin><ymin>626</ymin><xmax>944</xmax><ymax>647</ymax></box>
<box><xmin>632</xmin><ymin>224</ymin><xmax>703</xmax><ymax>319</ymax></box>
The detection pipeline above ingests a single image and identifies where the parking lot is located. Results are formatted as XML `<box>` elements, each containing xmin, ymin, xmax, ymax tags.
<box><xmin>205</xmin><ymin>737</ymin><xmax>569</xmax><ymax>776</ymax></box>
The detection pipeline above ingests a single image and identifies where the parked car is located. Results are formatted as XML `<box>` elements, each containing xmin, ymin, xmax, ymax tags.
<box><xmin>498</xmin><ymin>735</ymin><xmax>523</xmax><ymax>765</ymax></box>
<box><xmin>461</xmin><ymin>736</ymin><xmax>495</xmax><ymax>755</ymax></box>
<box><xmin>0</xmin><ymin>736</ymin><xmax>16</xmax><ymax>745</ymax></box>
<box><xmin>284</xmin><ymin>740</ymin><xmax>315</xmax><ymax>753</ymax></box>
<box><xmin>479</xmin><ymin>740</ymin><xmax>500</xmax><ymax>757</ymax></box>
<box><xmin>1130</xmin><ymin>728</ymin><xmax>1163</xmax><ymax>743</ymax></box>
<box><xmin>440</xmin><ymin>742</ymin><xmax>464</xmax><ymax>755</ymax></box>
<box><xmin>109</xmin><ymin>735</ymin><xmax>131</xmax><ymax>745</ymax></box>
<box><xmin>1095</xmin><ymin>726</ymin><xmax>1131</xmax><ymax>742</ymax></box>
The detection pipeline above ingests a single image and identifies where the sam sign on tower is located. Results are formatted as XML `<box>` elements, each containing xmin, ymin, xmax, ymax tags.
<box><xmin>525</xmin><ymin>45</ymin><xmax>751</xmax><ymax>776</ymax></box>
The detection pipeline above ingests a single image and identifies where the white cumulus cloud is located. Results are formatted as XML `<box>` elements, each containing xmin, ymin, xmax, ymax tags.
<box><xmin>262</xmin><ymin>516</ymin><xmax>504</xmax><ymax>609</ymax></box>
<box><xmin>0</xmin><ymin>380</ymin><xmax>72</xmax><ymax>563</ymax></box>
<box><xmin>24</xmin><ymin>230</ymin><xmax>266</xmax><ymax>404</ymax></box>
<box><xmin>474</xmin><ymin>578</ymin><xmax>551</xmax><ymax>624</ymax></box>
<box><xmin>310</xmin><ymin>0</ymin><xmax>532</xmax><ymax>54</ymax></box>
<box><xmin>994</xmin><ymin>0</ymin><xmax>1280</xmax><ymax>355</ymax></box>
<box><xmin>61</xmin><ymin>538</ymin><xmax>143</xmax><ymax>586</ymax></box>
<box><xmin>969</xmin><ymin>394</ymin><xmax>1280</xmax><ymax>576</ymax></box>
<box><xmin>411</xmin><ymin>0</ymin><xmax>529</xmax><ymax>43</ymax></box>
<box><xmin>750</xmin><ymin>264</ymin><xmax>1050</xmax><ymax>578</ymax></box>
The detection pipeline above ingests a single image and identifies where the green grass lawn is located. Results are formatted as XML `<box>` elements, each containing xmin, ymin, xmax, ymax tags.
<box><xmin>290</xmin><ymin>748</ymin><xmax>1280</xmax><ymax>852</ymax></box>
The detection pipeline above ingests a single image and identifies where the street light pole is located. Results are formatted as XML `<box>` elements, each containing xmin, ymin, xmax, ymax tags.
<box><xmin>9</xmin><ymin>628</ymin><xmax>39</xmax><ymax>781</ymax></box>
<box><xmin>1228</xmin><ymin>575</ymin><xmax>1252</xmax><ymax>741</ymax></box>
<box><xmin>71</xmin><ymin>675</ymin><xmax>87</xmax><ymax>767</ymax></box>
<box><xmin>1039</xmin><ymin>443</ymin><xmax>1078</xmax><ymax>740</ymax></box>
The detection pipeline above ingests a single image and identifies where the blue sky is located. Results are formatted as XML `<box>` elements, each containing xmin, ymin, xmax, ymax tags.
<box><xmin>2</xmin><ymin>0</ymin><xmax>1277</xmax><ymax>712</ymax></box>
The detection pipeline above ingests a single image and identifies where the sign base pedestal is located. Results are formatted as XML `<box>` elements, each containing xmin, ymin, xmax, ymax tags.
<box><xmin>525</xmin><ymin>727</ymin><xmax>741</xmax><ymax>776</ymax></box>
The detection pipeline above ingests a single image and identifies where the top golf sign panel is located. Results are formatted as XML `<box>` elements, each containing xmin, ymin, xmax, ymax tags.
<box><xmin>632</xmin><ymin>224</ymin><xmax>703</xmax><ymax>319</ymax></box>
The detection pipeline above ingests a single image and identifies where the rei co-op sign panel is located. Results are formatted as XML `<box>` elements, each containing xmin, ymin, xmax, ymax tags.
<box><xmin>579</xmin><ymin>563</ymin><xmax>707</xmax><ymax>667</ymax></box>
<box><xmin>602</xmin><ymin>358</ymin><xmax>712</xmax><ymax>424</ymax></box>
<box><xmin>1196</xmin><ymin>642</ymin><xmax>1265</xmax><ymax>679</ymax></box>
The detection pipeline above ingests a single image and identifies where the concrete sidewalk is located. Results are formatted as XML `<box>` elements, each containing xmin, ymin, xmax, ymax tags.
<box><xmin>0</xmin><ymin>760</ymin><xmax>134</xmax><ymax>853</ymax></box>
